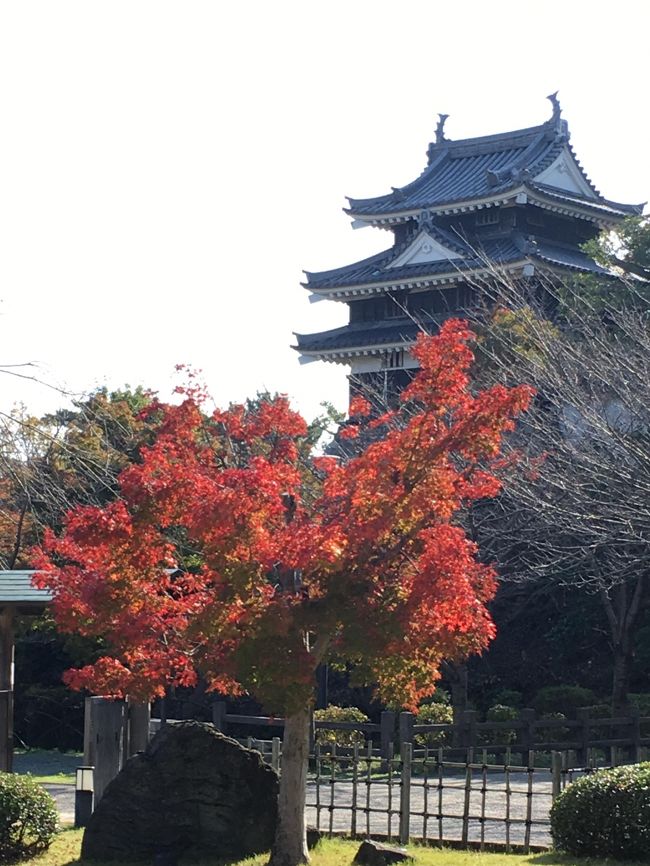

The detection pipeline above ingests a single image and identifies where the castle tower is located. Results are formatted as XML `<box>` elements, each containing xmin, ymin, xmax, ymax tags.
<box><xmin>294</xmin><ymin>97</ymin><xmax>642</xmax><ymax>403</ymax></box>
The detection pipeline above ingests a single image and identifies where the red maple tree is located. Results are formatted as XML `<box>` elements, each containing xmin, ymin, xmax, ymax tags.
<box><xmin>35</xmin><ymin>320</ymin><xmax>533</xmax><ymax>866</ymax></box>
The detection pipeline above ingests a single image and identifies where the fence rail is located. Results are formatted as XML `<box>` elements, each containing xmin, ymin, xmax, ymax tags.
<box><xmin>208</xmin><ymin>702</ymin><xmax>650</xmax><ymax>767</ymax></box>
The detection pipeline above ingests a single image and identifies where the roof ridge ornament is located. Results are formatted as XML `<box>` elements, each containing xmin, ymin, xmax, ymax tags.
<box><xmin>426</xmin><ymin>113</ymin><xmax>450</xmax><ymax>165</ymax></box>
<box><xmin>435</xmin><ymin>113</ymin><xmax>449</xmax><ymax>144</ymax></box>
<box><xmin>547</xmin><ymin>91</ymin><xmax>564</xmax><ymax>131</ymax></box>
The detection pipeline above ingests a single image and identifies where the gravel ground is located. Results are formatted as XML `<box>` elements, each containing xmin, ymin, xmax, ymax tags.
<box><xmin>305</xmin><ymin>770</ymin><xmax>555</xmax><ymax>847</ymax></box>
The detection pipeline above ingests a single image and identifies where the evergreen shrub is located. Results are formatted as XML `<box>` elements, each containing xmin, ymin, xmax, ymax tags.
<box><xmin>0</xmin><ymin>774</ymin><xmax>58</xmax><ymax>861</ymax></box>
<box><xmin>491</xmin><ymin>689</ymin><xmax>522</xmax><ymax>708</ymax></box>
<box><xmin>537</xmin><ymin>712</ymin><xmax>568</xmax><ymax>744</ymax></box>
<box><xmin>630</xmin><ymin>693</ymin><xmax>650</xmax><ymax>715</ymax></box>
<box><xmin>313</xmin><ymin>705</ymin><xmax>369</xmax><ymax>747</ymax></box>
<box><xmin>485</xmin><ymin>704</ymin><xmax>518</xmax><ymax>745</ymax></box>
<box><xmin>550</xmin><ymin>762</ymin><xmax>650</xmax><ymax>860</ymax></box>
<box><xmin>415</xmin><ymin>701</ymin><xmax>453</xmax><ymax>747</ymax></box>
<box><xmin>533</xmin><ymin>685</ymin><xmax>595</xmax><ymax>716</ymax></box>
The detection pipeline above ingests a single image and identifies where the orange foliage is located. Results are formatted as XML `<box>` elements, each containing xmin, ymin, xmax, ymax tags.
<box><xmin>34</xmin><ymin>320</ymin><xmax>533</xmax><ymax>713</ymax></box>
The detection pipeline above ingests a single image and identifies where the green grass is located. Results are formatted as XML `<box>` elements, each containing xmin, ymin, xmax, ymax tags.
<box><xmin>13</xmin><ymin>750</ymin><xmax>79</xmax><ymax>786</ymax></box>
<box><xmin>24</xmin><ymin>831</ymin><xmax>649</xmax><ymax>866</ymax></box>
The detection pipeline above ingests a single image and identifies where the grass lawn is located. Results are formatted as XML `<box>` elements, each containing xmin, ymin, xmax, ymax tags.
<box><xmin>27</xmin><ymin>830</ymin><xmax>648</xmax><ymax>866</ymax></box>
<box><xmin>13</xmin><ymin>751</ymin><xmax>79</xmax><ymax>785</ymax></box>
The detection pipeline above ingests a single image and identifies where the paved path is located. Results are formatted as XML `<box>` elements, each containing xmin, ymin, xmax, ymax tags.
<box><xmin>44</xmin><ymin>784</ymin><xmax>75</xmax><ymax>826</ymax></box>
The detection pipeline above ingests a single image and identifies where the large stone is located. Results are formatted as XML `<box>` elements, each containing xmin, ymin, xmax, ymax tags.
<box><xmin>81</xmin><ymin>721</ymin><xmax>278</xmax><ymax>861</ymax></box>
<box><xmin>352</xmin><ymin>841</ymin><xmax>413</xmax><ymax>866</ymax></box>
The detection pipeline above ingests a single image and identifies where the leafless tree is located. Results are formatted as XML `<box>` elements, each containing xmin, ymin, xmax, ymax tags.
<box><xmin>465</xmin><ymin>270</ymin><xmax>650</xmax><ymax>711</ymax></box>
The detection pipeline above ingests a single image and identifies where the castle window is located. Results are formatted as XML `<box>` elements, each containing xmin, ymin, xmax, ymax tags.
<box><xmin>385</xmin><ymin>293</ymin><xmax>406</xmax><ymax>318</ymax></box>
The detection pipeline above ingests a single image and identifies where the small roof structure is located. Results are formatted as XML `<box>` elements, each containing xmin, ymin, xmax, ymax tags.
<box><xmin>0</xmin><ymin>571</ymin><xmax>52</xmax><ymax>614</ymax></box>
<box><xmin>0</xmin><ymin>571</ymin><xmax>52</xmax><ymax>772</ymax></box>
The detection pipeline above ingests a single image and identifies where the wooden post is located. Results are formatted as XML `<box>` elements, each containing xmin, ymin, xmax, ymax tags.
<box><xmin>211</xmin><ymin>700</ymin><xmax>227</xmax><ymax>733</ymax></box>
<box><xmin>398</xmin><ymin>712</ymin><xmax>414</xmax><ymax>751</ymax></box>
<box><xmin>127</xmin><ymin>699</ymin><xmax>150</xmax><ymax>757</ymax></box>
<box><xmin>630</xmin><ymin>706</ymin><xmax>641</xmax><ymax>764</ymax></box>
<box><xmin>461</xmin><ymin>709</ymin><xmax>478</xmax><ymax>749</ymax></box>
<box><xmin>461</xmin><ymin>760</ymin><xmax>472</xmax><ymax>845</ymax></box>
<box><xmin>551</xmin><ymin>751</ymin><xmax>562</xmax><ymax>800</ymax></box>
<box><xmin>271</xmin><ymin>736</ymin><xmax>281</xmax><ymax>773</ymax></box>
<box><xmin>0</xmin><ymin>610</ymin><xmax>14</xmax><ymax>772</ymax></box>
<box><xmin>308</xmin><ymin>710</ymin><xmax>316</xmax><ymax>753</ymax></box>
<box><xmin>0</xmin><ymin>691</ymin><xmax>12</xmax><ymax>773</ymax></box>
<box><xmin>576</xmin><ymin>708</ymin><xmax>590</xmax><ymax>767</ymax></box>
<box><xmin>519</xmin><ymin>708</ymin><xmax>536</xmax><ymax>759</ymax></box>
<box><xmin>380</xmin><ymin>711</ymin><xmax>395</xmax><ymax>762</ymax></box>
<box><xmin>399</xmin><ymin>742</ymin><xmax>412</xmax><ymax>845</ymax></box>
<box><xmin>84</xmin><ymin>697</ymin><xmax>128</xmax><ymax>804</ymax></box>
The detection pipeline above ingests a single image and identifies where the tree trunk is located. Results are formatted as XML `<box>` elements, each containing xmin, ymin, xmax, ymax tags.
<box><xmin>268</xmin><ymin>706</ymin><xmax>311</xmax><ymax>866</ymax></box>
<box><xmin>600</xmin><ymin>576</ymin><xmax>645</xmax><ymax>714</ymax></box>
<box><xmin>442</xmin><ymin>660</ymin><xmax>468</xmax><ymax>747</ymax></box>
<box><xmin>611</xmin><ymin>642</ymin><xmax>633</xmax><ymax>713</ymax></box>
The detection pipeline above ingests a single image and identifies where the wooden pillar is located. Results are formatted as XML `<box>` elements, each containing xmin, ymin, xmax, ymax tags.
<box><xmin>0</xmin><ymin>609</ymin><xmax>14</xmax><ymax>772</ymax></box>
<box><xmin>398</xmin><ymin>711</ymin><xmax>414</xmax><ymax>750</ymax></box>
<box><xmin>127</xmin><ymin>699</ymin><xmax>150</xmax><ymax>757</ymax></box>
<box><xmin>84</xmin><ymin>697</ymin><xmax>128</xmax><ymax>803</ymax></box>
<box><xmin>212</xmin><ymin>700</ymin><xmax>227</xmax><ymax>733</ymax></box>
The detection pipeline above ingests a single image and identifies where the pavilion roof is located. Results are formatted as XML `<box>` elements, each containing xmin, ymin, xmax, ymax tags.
<box><xmin>0</xmin><ymin>571</ymin><xmax>51</xmax><ymax>611</ymax></box>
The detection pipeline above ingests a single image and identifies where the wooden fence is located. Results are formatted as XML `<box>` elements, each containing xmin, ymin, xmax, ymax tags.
<box><xmin>86</xmin><ymin>698</ymin><xmax>650</xmax><ymax>849</ymax></box>
<box><xmin>192</xmin><ymin>734</ymin><xmax>583</xmax><ymax>852</ymax></box>
<box><xmin>209</xmin><ymin>702</ymin><xmax>650</xmax><ymax>767</ymax></box>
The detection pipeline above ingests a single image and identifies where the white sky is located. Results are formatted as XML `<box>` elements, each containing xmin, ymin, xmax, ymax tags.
<box><xmin>0</xmin><ymin>1</ymin><xmax>648</xmax><ymax>422</ymax></box>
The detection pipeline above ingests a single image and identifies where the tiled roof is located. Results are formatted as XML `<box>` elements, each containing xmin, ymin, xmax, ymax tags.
<box><xmin>296</xmin><ymin>319</ymin><xmax>429</xmax><ymax>353</ymax></box>
<box><xmin>305</xmin><ymin>236</ymin><xmax>520</xmax><ymax>291</ymax></box>
<box><xmin>531</xmin><ymin>240</ymin><xmax>610</xmax><ymax>273</ymax></box>
<box><xmin>304</xmin><ymin>235</ymin><xmax>606</xmax><ymax>293</ymax></box>
<box><xmin>0</xmin><ymin>571</ymin><xmax>52</xmax><ymax>606</ymax></box>
<box><xmin>345</xmin><ymin>117</ymin><xmax>641</xmax><ymax>220</ymax></box>
<box><xmin>529</xmin><ymin>182</ymin><xmax>643</xmax><ymax>217</ymax></box>
<box><xmin>296</xmin><ymin>240</ymin><xmax>611</xmax><ymax>356</ymax></box>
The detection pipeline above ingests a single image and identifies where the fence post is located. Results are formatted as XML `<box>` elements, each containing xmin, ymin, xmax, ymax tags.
<box><xmin>551</xmin><ymin>751</ymin><xmax>562</xmax><ymax>800</ymax></box>
<box><xmin>519</xmin><ymin>708</ymin><xmax>536</xmax><ymax>758</ymax></box>
<box><xmin>309</xmin><ymin>710</ymin><xmax>316</xmax><ymax>753</ymax></box>
<box><xmin>576</xmin><ymin>708</ymin><xmax>590</xmax><ymax>767</ymax></box>
<box><xmin>381</xmin><ymin>711</ymin><xmax>396</xmax><ymax>760</ymax></box>
<box><xmin>271</xmin><ymin>737</ymin><xmax>281</xmax><ymax>773</ymax></box>
<box><xmin>399</xmin><ymin>742</ymin><xmax>412</xmax><ymax>845</ymax></box>
<box><xmin>399</xmin><ymin>712</ymin><xmax>414</xmax><ymax>751</ymax></box>
<box><xmin>127</xmin><ymin>699</ymin><xmax>150</xmax><ymax>757</ymax></box>
<box><xmin>461</xmin><ymin>710</ymin><xmax>478</xmax><ymax>749</ymax></box>
<box><xmin>0</xmin><ymin>691</ymin><xmax>13</xmax><ymax>773</ymax></box>
<box><xmin>212</xmin><ymin>701</ymin><xmax>227</xmax><ymax>733</ymax></box>
<box><xmin>630</xmin><ymin>706</ymin><xmax>641</xmax><ymax>764</ymax></box>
